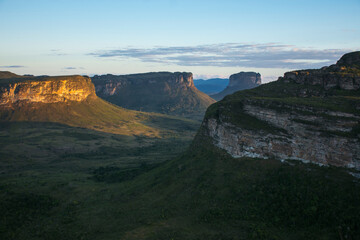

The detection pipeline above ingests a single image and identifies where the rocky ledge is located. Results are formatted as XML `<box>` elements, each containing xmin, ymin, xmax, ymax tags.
<box><xmin>282</xmin><ymin>51</ymin><xmax>360</xmax><ymax>90</ymax></box>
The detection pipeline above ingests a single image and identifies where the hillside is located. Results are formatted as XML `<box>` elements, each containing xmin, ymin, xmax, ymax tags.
<box><xmin>193</xmin><ymin>78</ymin><xmax>229</xmax><ymax>94</ymax></box>
<box><xmin>0</xmin><ymin>72</ymin><xmax>199</xmax><ymax>137</ymax></box>
<box><xmin>203</xmin><ymin>51</ymin><xmax>360</xmax><ymax>169</ymax></box>
<box><xmin>92</xmin><ymin>72</ymin><xmax>215</xmax><ymax>119</ymax></box>
<box><xmin>211</xmin><ymin>72</ymin><xmax>261</xmax><ymax>100</ymax></box>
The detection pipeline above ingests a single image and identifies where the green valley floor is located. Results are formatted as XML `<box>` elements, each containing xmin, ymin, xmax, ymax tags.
<box><xmin>0</xmin><ymin>122</ymin><xmax>359</xmax><ymax>240</ymax></box>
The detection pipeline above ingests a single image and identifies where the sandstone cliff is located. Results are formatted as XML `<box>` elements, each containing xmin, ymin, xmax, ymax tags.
<box><xmin>201</xmin><ymin>52</ymin><xmax>360</xmax><ymax>170</ymax></box>
<box><xmin>0</xmin><ymin>74</ymin><xmax>96</xmax><ymax>106</ymax></box>
<box><xmin>0</xmin><ymin>71</ymin><xmax>191</xmax><ymax>137</ymax></box>
<box><xmin>92</xmin><ymin>72</ymin><xmax>215</xmax><ymax>118</ymax></box>
<box><xmin>211</xmin><ymin>72</ymin><xmax>261</xmax><ymax>100</ymax></box>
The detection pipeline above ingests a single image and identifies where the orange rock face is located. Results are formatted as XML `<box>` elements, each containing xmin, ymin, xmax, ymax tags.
<box><xmin>0</xmin><ymin>75</ymin><xmax>96</xmax><ymax>105</ymax></box>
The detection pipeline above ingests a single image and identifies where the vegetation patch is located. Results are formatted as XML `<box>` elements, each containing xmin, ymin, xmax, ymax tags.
<box><xmin>91</xmin><ymin>163</ymin><xmax>159</xmax><ymax>183</ymax></box>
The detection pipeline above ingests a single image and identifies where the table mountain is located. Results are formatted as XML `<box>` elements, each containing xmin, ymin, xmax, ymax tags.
<box><xmin>211</xmin><ymin>71</ymin><xmax>261</xmax><ymax>100</ymax></box>
<box><xmin>92</xmin><ymin>72</ymin><xmax>215</xmax><ymax>119</ymax></box>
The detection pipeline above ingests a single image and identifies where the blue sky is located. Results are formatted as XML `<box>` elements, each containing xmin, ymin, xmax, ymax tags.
<box><xmin>0</xmin><ymin>0</ymin><xmax>359</xmax><ymax>82</ymax></box>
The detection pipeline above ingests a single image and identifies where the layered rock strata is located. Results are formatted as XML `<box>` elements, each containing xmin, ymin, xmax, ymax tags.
<box><xmin>0</xmin><ymin>75</ymin><xmax>95</xmax><ymax>105</ymax></box>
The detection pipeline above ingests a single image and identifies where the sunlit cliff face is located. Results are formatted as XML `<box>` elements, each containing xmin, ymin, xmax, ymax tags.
<box><xmin>0</xmin><ymin>76</ymin><xmax>96</xmax><ymax>105</ymax></box>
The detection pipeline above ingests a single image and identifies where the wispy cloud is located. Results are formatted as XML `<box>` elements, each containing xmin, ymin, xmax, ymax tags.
<box><xmin>0</xmin><ymin>65</ymin><xmax>25</xmax><ymax>68</ymax></box>
<box><xmin>49</xmin><ymin>49</ymin><xmax>68</xmax><ymax>56</ymax></box>
<box><xmin>89</xmin><ymin>43</ymin><xmax>352</xmax><ymax>69</ymax></box>
<box><xmin>194</xmin><ymin>74</ymin><xmax>227</xmax><ymax>79</ymax></box>
<box><xmin>62</xmin><ymin>66</ymin><xmax>85</xmax><ymax>71</ymax></box>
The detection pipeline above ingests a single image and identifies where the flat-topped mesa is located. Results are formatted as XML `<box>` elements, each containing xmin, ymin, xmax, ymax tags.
<box><xmin>228</xmin><ymin>72</ymin><xmax>261</xmax><ymax>88</ymax></box>
<box><xmin>0</xmin><ymin>75</ymin><xmax>96</xmax><ymax>105</ymax></box>
<box><xmin>282</xmin><ymin>51</ymin><xmax>360</xmax><ymax>90</ymax></box>
<box><xmin>93</xmin><ymin>72</ymin><xmax>194</xmax><ymax>96</ymax></box>
<box><xmin>211</xmin><ymin>72</ymin><xmax>261</xmax><ymax>100</ymax></box>
<box><xmin>91</xmin><ymin>71</ymin><xmax>214</xmax><ymax>118</ymax></box>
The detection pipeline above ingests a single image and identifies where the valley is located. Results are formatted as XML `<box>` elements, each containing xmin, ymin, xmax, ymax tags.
<box><xmin>0</xmin><ymin>52</ymin><xmax>359</xmax><ymax>240</ymax></box>
<box><xmin>1</xmin><ymin>122</ymin><xmax>359</xmax><ymax>239</ymax></box>
<box><xmin>2</xmin><ymin>1</ymin><xmax>360</xmax><ymax>239</ymax></box>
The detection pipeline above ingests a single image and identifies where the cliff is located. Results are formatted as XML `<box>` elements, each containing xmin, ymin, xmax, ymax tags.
<box><xmin>0</xmin><ymin>75</ymin><xmax>96</xmax><ymax>106</ymax></box>
<box><xmin>281</xmin><ymin>52</ymin><xmax>360</xmax><ymax>91</ymax></box>
<box><xmin>211</xmin><ymin>72</ymin><xmax>261</xmax><ymax>100</ymax></box>
<box><xmin>200</xmin><ymin>52</ymin><xmax>360</xmax><ymax>170</ymax></box>
<box><xmin>92</xmin><ymin>72</ymin><xmax>215</xmax><ymax>118</ymax></box>
<box><xmin>0</xmin><ymin>71</ymin><xmax>199</xmax><ymax>137</ymax></box>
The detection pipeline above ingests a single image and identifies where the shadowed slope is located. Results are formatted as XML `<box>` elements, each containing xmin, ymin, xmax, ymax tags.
<box><xmin>92</xmin><ymin>72</ymin><xmax>215</xmax><ymax>119</ymax></box>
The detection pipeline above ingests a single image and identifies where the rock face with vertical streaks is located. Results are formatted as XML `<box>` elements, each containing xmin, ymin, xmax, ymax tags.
<box><xmin>92</xmin><ymin>72</ymin><xmax>215</xmax><ymax>118</ymax></box>
<box><xmin>0</xmin><ymin>74</ymin><xmax>96</xmax><ymax>105</ymax></box>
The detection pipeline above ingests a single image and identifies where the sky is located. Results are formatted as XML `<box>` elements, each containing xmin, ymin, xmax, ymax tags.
<box><xmin>0</xmin><ymin>0</ymin><xmax>359</xmax><ymax>82</ymax></box>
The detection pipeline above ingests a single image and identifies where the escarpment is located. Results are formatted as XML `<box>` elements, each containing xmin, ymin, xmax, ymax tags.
<box><xmin>92</xmin><ymin>72</ymin><xmax>215</xmax><ymax>118</ymax></box>
<box><xmin>211</xmin><ymin>72</ymin><xmax>261</xmax><ymax>100</ymax></box>
<box><xmin>201</xmin><ymin>52</ymin><xmax>360</xmax><ymax>170</ymax></box>
<box><xmin>281</xmin><ymin>51</ymin><xmax>360</xmax><ymax>91</ymax></box>
<box><xmin>0</xmin><ymin>74</ymin><xmax>96</xmax><ymax>105</ymax></box>
<box><xmin>0</xmin><ymin>71</ymin><xmax>177</xmax><ymax>137</ymax></box>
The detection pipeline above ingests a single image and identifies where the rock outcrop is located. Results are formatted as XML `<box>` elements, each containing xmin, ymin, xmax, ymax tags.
<box><xmin>281</xmin><ymin>51</ymin><xmax>360</xmax><ymax>91</ymax></box>
<box><xmin>211</xmin><ymin>72</ymin><xmax>261</xmax><ymax>100</ymax></box>
<box><xmin>201</xmin><ymin>52</ymin><xmax>360</xmax><ymax>170</ymax></box>
<box><xmin>0</xmin><ymin>74</ymin><xmax>96</xmax><ymax>105</ymax></box>
<box><xmin>92</xmin><ymin>72</ymin><xmax>215</xmax><ymax>118</ymax></box>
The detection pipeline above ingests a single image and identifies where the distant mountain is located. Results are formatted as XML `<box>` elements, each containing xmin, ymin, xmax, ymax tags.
<box><xmin>0</xmin><ymin>71</ymin><xmax>24</xmax><ymax>79</ymax></box>
<box><xmin>0</xmin><ymin>72</ymin><xmax>197</xmax><ymax>137</ymax></box>
<box><xmin>92</xmin><ymin>72</ymin><xmax>215</xmax><ymax>119</ymax></box>
<box><xmin>211</xmin><ymin>72</ymin><xmax>261</xmax><ymax>100</ymax></box>
<box><xmin>193</xmin><ymin>78</ymin><xmax>229</xmax><ymax>94</ymax></box>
